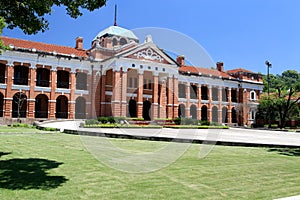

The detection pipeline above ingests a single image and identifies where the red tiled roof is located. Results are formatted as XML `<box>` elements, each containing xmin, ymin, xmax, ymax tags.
<box><xmin>0</xmin><ymin>36</ymin><xmax>87</xmax><ymax>58</ymax></box>
<box><xmin>227</xmin><ymin>68</ymin><xmax>254</xmax><ymax>74</ymax></box>
<box><xmin>179</xmin><ymin>65</ymin><xmax>233</xmax><ymax>79</ymax></box>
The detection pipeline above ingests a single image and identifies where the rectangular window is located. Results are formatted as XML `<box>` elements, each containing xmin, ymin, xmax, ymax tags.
<box><xmin>128</xmin><ymin>78</ymin><xmax>132</xmax><ymax>88</ymax></box>
<box><xmin>144</xmin><ymin>79</ymin><xmax>147</xmax><ymax>89</ymax></box>
<box><xmin>134</xmin><ymin>78</ymin><xmax>138</xmax><ymax>88</ymax></box>
<box><xmin>148</xmin><ymin>80</ymin><xmax>152</xmax><ymax>90</ymax></box>
<box><xmin>251</xmin><ymin>111</ymin><xmax>255</xmax><ymax>120</ymax></box>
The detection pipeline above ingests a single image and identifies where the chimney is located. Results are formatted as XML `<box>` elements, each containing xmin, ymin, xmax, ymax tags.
<box><xmin>177</xmin><ymin>55</ymin><xmax>185</xmax><ymax>66</ymax></box>
<box><xmin>216</xmin><ymin>62</ymin><xmax>224</xmax><ymax>72</ymax></box>
<box><xmin>76</xmin><ymin>37</ymin><xmax>83</xmax><ymax>50</ymax></box>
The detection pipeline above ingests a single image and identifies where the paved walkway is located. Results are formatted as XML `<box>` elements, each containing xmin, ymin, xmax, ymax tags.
<box><xmin>275</xmin><ymin>195</ymin><xmax>300</xmax><ymax>200</ymax></box>
<box><xmin>38</xmin><ymin>120</ymin><xmax>300</xmax><ymax>147</ymax></box>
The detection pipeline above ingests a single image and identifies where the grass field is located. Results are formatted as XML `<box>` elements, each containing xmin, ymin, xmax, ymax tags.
<box><xmin>0</xmin><ymin>129</ymin><xmax>300</xmax><ymax>199</ymax></box>
<box><xmin>0</xmin><ymin>125</ymin><xmax>55</xmax><ymax>133</ymax></box>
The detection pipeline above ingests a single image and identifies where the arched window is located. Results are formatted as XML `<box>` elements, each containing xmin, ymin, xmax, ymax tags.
<box><xmin>201</xmin><ymin>105</ymin><xmax>208</xmax><ymax>121</ymax></box>
<box><xmin>75</xmin><ymin>97</ymin><xmax>86</xmax><ymax>119</ymax></box>
<box><xmin>56</xmin><ymin>95</ymin><xmax>68</xmax><ymax>118</ymax></box>
<box><xmin>250</xmin><ymin>91</ymin><xmax>256</xmax><ymax>100</ymax></box>
<box><xmin>143</xmin><ymin>100</ymin><xmax>151</xmax><ymax>120</ymax></box>
<box><xmin>120</xmin><ymin>38</ymin><xmax>127</xmax><ymax>45</ymax></box>
<box><xmin>128</xmin><ymin>99</ymin><xmax>137</xmax><ymax>118</ymax></box>
<box><xmin>190</xmin><ymin>105</ymin><xmax>197</xmax><ymax>119</ymax></box>
<box><xmin>12</xmin><ymin>92</ymin><xmax>27</xmax><ymax>118</ymax></box>
<box><xmin>178</xmin><ymin>104</ymin><xmax>185</xmax><ymax>118</ymax></box>
<box><xmin>112</xmin><ymin>38</ymin><xmax>118</xmax><ymax>46</ymax></box>
<box><xmin>35</xmin><ymin>94</ymin><xmax>48</xmax><ymax>118</ymax></box>
<box><xmin>212</xmin><ymin>106</ymin><xmax>218</xmax><ymax>122</ymax></box>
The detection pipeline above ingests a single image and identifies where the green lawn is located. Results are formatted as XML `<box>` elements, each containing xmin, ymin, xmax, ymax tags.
<box><xmin>0</xmin><ymin>130</ymin><xmax>300</xmax><ymax>199</ymax></box>
<box><xmin>0</xmin><ymin>125</ymin><xmax>54</xmax><ymax>133</ymax></box>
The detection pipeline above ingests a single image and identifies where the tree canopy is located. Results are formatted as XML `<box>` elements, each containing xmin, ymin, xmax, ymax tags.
<box><xmin>258</xmin><ymin>70</ymin><xmax>300</xmax><ymax>128</ymax></box>
<box><xmin>263</xmin><ymin>69</ymin><xmax>300</xmax><ymax>92</ymax></box>
<box><xmin>0</xmin><ymin>0</ymin><xmax>106</xmax><ymax>35</ymax></box>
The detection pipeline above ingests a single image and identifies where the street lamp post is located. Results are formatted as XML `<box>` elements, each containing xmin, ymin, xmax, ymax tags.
<box><xmin>265</xmin><ymin>60</ymin><xmax>272</xmax><ymax>128</ymax></box>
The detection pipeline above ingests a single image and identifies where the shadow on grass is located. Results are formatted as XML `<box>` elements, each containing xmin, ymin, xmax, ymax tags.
<box><xmin>268</xmin><ymin>148</ymin><xmax>300</xmax><ymax>156</ymax></box>
<box><xmin>0</xmin><ymin>152</ymin><xmax>11</xmax><ymax>158</ymax></box>
<box><xmin>0</xmin><ymin>158</ymin><xmax>68</xmax><ymax>190</ymax></box>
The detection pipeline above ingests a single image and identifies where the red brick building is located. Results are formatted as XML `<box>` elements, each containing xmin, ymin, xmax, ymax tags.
<box><xmin>0</xmin><ymin>25</ymin><xmax>263</xmax><ymax>125</ymax></box>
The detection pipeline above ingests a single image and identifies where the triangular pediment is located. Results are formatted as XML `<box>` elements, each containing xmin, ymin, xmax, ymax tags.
<box><xmin>115</xmin><ymin>42</ymin><xmax>178</xmax><ymax>65</ymax></box>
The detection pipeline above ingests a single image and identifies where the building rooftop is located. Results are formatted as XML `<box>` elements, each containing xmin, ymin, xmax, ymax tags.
<box><xmin>179</xmin><ymin>65</ymin><xmax>233</xmax><ymax>79</ymax></box>
<box><xmin>227</xmin><ymin>68</ymin><xmax>255</xmax><ymax>74</ymax></box>
<box><xmin>93</xmin><ymin>26</ymin><xmax>139</xmax><ymax>41</ymax></box>
<box><xmin>0</xmin><ymin>36</ymin><xmax>87</xmax><ymax>58</ymax></box>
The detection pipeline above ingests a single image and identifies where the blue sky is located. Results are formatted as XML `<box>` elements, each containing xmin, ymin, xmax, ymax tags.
<box><xmin>2</xmin><ymin>0</ymin><xmax>300</xmax><ymax>75</ymax></box>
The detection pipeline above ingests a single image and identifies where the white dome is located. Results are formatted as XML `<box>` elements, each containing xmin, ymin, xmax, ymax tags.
<box><xmin>93</xmin><ymin>26</ymin><xmax>139</xmax><ymax>41</ymax></box>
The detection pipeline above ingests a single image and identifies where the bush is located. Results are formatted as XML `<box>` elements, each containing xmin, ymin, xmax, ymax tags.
<box><xmin>114</xmin><ymin>117</ymin><xmax>127</xmax><ymax>123</ymax></box>
<box><xmin>97</xmin><ymin>117</ymin><xmax>108</xmax><ymax>124</ymax></box>
<box><xmin>107</xmin><ymin>116</ymin><xmax>116</xmax><ymax>124</ymax></box>
<box><xmin>181</xmin><ymin>118</ymin><xmax>198</xmax><ymax>125</ymax></box>
<box><xmin>85</xmin><ymin>119</ymin><xmax>99</xmax><ymax>125</ymax></box>
<box><xmin>43</xmin><ymin>127</ymin><xmax>57</xmax><ymax>131</ymax></box>
<box><xmin>12</xmin><ymin>123</ymin><xmax>29</xmax><ymax>128</ymax></box>
<box><xmin>173</xmin><ymin>118</ymin><xmax>181</xmax><ymax>125</ymax></box>
<box><xmin>200</xmin><ymin>120</ymin><xmax>210</xmax><ymax>126</ymax></box>
<box><xmin>210</xmin><ymin>121</ymin><xmax>221</xmax><ymax>126</ymax></box>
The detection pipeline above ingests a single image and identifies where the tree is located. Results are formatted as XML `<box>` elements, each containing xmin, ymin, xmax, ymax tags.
<box><xmin>0</xmin><ymin>0</ymin><xmax>107</xmax><ymax>35</ymax></box>
<box><xmin>275</xmin><ymin>85</ymin><xmax>300</xmax><ymax>128</ymax></box>
<box><xmin>14</xmin><ymin>92</ymin><xmax>27</xmax><ymax>122</ymax></box>
<box><xmin>257</xmin><ymin>70</ymin><xmax>300</xmax><ymax>128</ymax></box>
<box><xmin>0</xmin><ymin>17</ymin><xmax>8</xmax><ymax>50</ymax></box>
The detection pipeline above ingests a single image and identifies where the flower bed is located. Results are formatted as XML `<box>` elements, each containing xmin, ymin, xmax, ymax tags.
<box><xmin>163</xmin><ymin>125</ymin><xmax>229</xmax><ymax>129</ymax></box>
<box><xmin>84</xmin><ymin>124</ymin><xmax>162</xmax><ymax>128</ymax></box>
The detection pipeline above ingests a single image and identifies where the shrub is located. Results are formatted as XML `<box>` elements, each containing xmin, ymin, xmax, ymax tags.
<box><xmin>114</xmin><ymin>117</ymin><xmax>127</xmax><ymax>123</ymax></box>
<box><xmin>200</xmin><ymin>120</ymin><xmax>210</xmax><ymax>126</ymax></box>
<box><xmin>173</xmin><ymin>118</ymin><xmax>181</xmax><ymax>125</ymax></box>
<box><xmin>210</xmin><ymin>121</ymin><xmax>221</xmax><ymax>126</ymax></box>
<box><xmin>85</xmin><ymin>119</ymin><xmax>99</xmax><ymax>125</ymax></box>
<box><xmin>12</xmin><ymin>123</ymin><xmax>29</xmax><ymax>128</ymax></box>
<box><xmin>43</xmin><ymin>127</ymin><xmax>57</xmax><ymax>131</ymax></box>
<box><xmin>181</xmin><ymin>118</ymin><xmax>198</xmax><ymax>125</ymax></box>
<box><xmin>107</xmin><ymin>116</ymin><xmax>116</xmax><ymax>124</ymax></box>
<box><xmin>97</xmin><ymin>117</ymin><xmax>108</xmax><ymax>124</ymax></box>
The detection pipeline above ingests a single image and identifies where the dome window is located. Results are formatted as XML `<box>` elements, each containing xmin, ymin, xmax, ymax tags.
<box><xmin>120</xmin><ymin>38</ymin><xmax>127</xmax><ymax>45</ymax></box>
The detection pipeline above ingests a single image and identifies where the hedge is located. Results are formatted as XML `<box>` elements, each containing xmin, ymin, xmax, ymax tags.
<box><xmin>84</xmin><ymin>124</ymin><xmax>162</xmax><ymax>128</ymax></box>
<box><xmin>163</xmin><ymin>125</ymin><xmax>229</xmax><ymax>129</ymax></box>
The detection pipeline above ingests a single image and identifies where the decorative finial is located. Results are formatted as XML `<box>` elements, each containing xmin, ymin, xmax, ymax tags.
<box><xmin>114</xmin><ymin>4</ymin><xmax>117</xmax><ymax>26</ymax></box>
